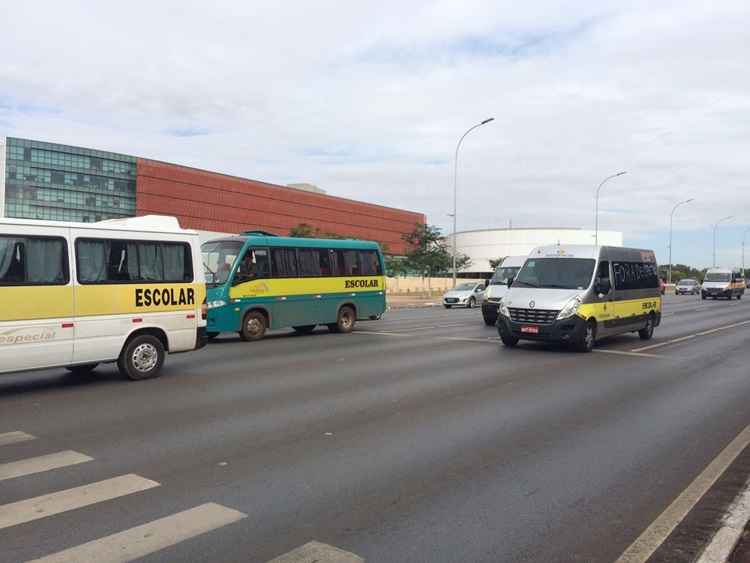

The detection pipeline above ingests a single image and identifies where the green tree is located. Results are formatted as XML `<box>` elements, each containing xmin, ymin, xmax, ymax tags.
<box><xmin>401</xmin><ymin>223</ymin><xmax>471</xmax><ymax>277</ymax></box>
<box><xmin>288</xmin><ymin>223</ymin><xmax>316</xmax><ymax>238</ymax></box>
<box><xmin>489</xmin><ymin>257</ymin><xmax>507</xmax><ymax>270</ymax></box>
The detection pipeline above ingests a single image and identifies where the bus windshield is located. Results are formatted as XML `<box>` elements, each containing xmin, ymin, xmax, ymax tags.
<box><xmin>514</xmin><ymin>258</ymin><xmax>596</xmax><ymax>290</ymax></box>
<box><xmin>704</xmin><ymin>272</ymin><xmax>731</xmax><ymax>282</ymax></box>
<box><xmin>201</xmin><ymin>241</ymin><xmax>243</xmax><ymax>287</ymax></box>
<box><xmin>490</xmin><ymin>266</ymin><xmax>520</xmax><ymax>285</ymax></box>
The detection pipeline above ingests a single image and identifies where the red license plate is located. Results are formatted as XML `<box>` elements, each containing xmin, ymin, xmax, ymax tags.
<box><xmin>521</xmin><ymin>325</ymin><xmax>539</xmax><ymax>334</ymax></box>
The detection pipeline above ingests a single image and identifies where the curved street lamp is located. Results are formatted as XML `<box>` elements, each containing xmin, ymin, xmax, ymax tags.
<box><xmin>667</xmin><ymin>198</ymin><xmax>694</xmax><ymax>285</ymax></box>
<box><xmin>712</xmin><ymin>215</ymin><xmax>733</xmax><ymax>268</ymax></box>
<box><xmin>594</xmin><ymin>171</ymin><xmax>627</xmax><ymax>248</ymax></box>
<box><xmin>452</xmin><ymin>117</ymin><xmax>494</xmax><ymax>286</ymax></box>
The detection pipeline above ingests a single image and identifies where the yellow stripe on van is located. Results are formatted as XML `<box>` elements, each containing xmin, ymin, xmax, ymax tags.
<box><xmin>229</xmin><ymin>276</ymin><xmax>385</xmax><ymax>300</ymax></box>
<box><xmin>577</xmin><ymin>296</ymin><xmax>661</xmax><ymax>320</ymax></box>
<box><xmin>75</xmin><ymin>283</ymin><xmax>206</xmax><ymax>317</ymax></box>
<box><xmin>0</xmin><ymin>287</ymin><xmax>75</xmax><ymax>322</ymax></box>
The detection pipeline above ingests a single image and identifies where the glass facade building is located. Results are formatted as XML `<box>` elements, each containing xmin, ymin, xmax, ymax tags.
<box><xmin>2</xmin><ymin>137</ymin><xmax>136</xmax><ymax>223</ymax></box>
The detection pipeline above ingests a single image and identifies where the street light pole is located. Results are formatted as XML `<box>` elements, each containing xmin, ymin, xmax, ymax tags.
<box><xmin>452</xmin><ymin>117</ymin><xmax>494</xmax><ymax>287</ymax></box>
<box><xmin>667</xmin><ymin>198</ymin><xmax>694</xmax><ymax>285</ymax></box>
<box><xmin>712</xmin><ymin>215</ymin><xmax>733</xmax><ymax>268</ymax></box>
<box><xmin>742</xmin><ymin>226</ymin><xmax>750</xmax><ymax>277</ymax></box>
<box><xmin>594</xmin><ymin>171</ymin><xmax>627</xmax><ymax>248</ymax></box>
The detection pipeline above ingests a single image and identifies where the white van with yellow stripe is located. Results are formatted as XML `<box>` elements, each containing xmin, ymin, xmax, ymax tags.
<box><xmin>0</xmin><ymin>215</ymin><xmax>206</xmax><ymax>380</ymax></box>
<box><xmin>497</xmin><ymin>245</ymin><xmax>662</xmax><ymax>352</ymax></box>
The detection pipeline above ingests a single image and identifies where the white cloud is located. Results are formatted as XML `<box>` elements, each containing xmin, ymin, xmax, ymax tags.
<box><xmin>1</xmin><ymin>0</ymin><xmax>749</xmax><ymax>267</ymax></box>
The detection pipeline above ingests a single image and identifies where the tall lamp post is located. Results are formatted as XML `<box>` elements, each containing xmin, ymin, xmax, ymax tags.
<box><xmin>452</xmin><ymin>117</ymin><xmax>494</xmax><ymax>286</ymax></box>
<box><xmin>594</xmin><ymin>171</ymin><xmax>627</xmax><ymax>248</ymax></box>
<box><xmin>712</xmin><ymin>215</ymin><xmax>733</xmax><ymax>268</ymax></box>
<box><xmin>667</xmin><ymin>198</ymin><xmax>694</xmax><ymax>285</ymax></box>
<box><xmin>742</xmin><ymin>226</ymin><xmax>750</xmax><ymax>277</ymax></box>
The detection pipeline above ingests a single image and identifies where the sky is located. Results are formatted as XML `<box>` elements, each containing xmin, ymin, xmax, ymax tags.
<box><xmin>1</xmin><ymin>0</ymin><xmax>749</xmax><ymax>269</ymax></box>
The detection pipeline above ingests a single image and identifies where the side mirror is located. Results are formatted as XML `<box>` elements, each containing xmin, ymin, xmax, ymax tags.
<box><xmin>507</xmin><ymin>277</ymin><xmax>514</xmax><ymax>288</ymax></box>
<box><xmin>595</xmin><ymin>278</ymin><xmax>611</xmax><ymax>294</ymax></box>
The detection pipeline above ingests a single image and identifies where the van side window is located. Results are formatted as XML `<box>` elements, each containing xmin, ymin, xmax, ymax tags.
<box><xmin>613</xmin><ymin>261</ymin><xmax>658</xmax><ymax>290</ymax></box>
<box><xmin>597</xmin><ymin>261</ymin><xmax>610</xmax><ymax>282</ymax></box>
<box><xmin>76</xmin><ymin>239</ymin><xmax>193</xmax><ymax>284</ymax></box>
<box><xmin>271</xmin><ymin>248</ymin><xmax>298</xmax><ymax>277</ymax></box>
<box><xmin>0</xmin><ymin>236</ymin><xmax>69</xmax><ymax>286</ymax></box>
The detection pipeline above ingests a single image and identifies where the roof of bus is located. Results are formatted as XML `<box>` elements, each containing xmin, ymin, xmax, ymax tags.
<box><xmin>0</xmin><ymin>215</ymin><xmax>198</xmax><ymax>235</ymax></box>
<box><xmin>203</xmin><ymin>234</ymin><xmax>382</xmax><ymax>250</ymax></box>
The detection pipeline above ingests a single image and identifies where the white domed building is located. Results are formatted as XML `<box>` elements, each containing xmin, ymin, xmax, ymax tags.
<box><xmin>452</xmin><ymin>228</ymin><xmax>623</xmax><ymax>277</ymax></box>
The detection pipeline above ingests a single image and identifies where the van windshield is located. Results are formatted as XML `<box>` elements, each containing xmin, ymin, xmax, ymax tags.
<box><xmin>201</xmin><ymin>241</ymin><xmax>243</xmax><ymax>287</ymax></box>
<box><xmin>490</xmin><ymin>266</ymin><xmax>520</xmax><ymax>285</ymax></box>
<box><xmin>513</xmin><ymin>258</ymin><xmax>596</xmax><ymax>290</ymax></box>
<box><xmin>704</xmin><ymin>272</ymin><xmax>731</xmax><ymax>282</ymax></box>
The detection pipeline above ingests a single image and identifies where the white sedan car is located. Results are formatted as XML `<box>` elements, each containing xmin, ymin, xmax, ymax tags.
<box><xmin>443</xmin><ymin>282</ymin><xmax>486</xmax><ymax>309</ymax></box>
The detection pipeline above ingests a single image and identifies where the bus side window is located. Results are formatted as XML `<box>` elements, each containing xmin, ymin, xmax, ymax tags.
<box><xmin>236</xmin><ymin>248</ymin><xmax>270</xmax><ymax>282</ymax></box>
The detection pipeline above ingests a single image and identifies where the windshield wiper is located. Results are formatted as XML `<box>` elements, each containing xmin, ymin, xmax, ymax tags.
<box><xmin>542</xmin><ymin>284</ymin><xmax>576</xmax><ymax>289</ymax></box>
<box><xmin>513</xmin><ymin>280</ymin><xmax>539</xmax><ymax>288</ymax></box>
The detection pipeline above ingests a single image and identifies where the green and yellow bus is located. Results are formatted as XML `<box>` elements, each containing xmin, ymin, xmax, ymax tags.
<box><xmin>201</xmin><ymin>232</ymin><xmax>386</xmax><ymax>340</ymax></box>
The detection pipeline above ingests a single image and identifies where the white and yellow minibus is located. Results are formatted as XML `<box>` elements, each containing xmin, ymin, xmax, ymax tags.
<box><xmin>0</xmin><ymin>215</ymin><xmax>206</xmax><ymax>380</ymax></box>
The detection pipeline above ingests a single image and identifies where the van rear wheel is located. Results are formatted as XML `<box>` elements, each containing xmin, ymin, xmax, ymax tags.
<box><xmin>118</xmin><ymin>335</ymin><xmax>165</xmax><ymax>380</ymax></box>
<box><xmin>638</xmin><ymin>314</ymin><xmax>655</xmax><ymax>340</ymax></box>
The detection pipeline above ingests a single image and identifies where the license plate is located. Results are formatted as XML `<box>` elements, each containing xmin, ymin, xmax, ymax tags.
<box><xmin>521</xmin><ymin>325</ymin><xmax>539</xmax><ymax>334</ymax></box>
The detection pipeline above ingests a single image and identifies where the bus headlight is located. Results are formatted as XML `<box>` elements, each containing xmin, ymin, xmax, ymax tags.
<box><xmin>556</xmin><ymin>296</ymin><xmax>582</xmax><ymax>320</ymax></box>
<box><xmin>498</xmin><ymin>300</ymin><xmax>510</xmax><ymax>317</ymax></box>
<box><xmin>207</xmin><ymin>300</ymin><xmax>227</xmax><ymax>309</ymax></box>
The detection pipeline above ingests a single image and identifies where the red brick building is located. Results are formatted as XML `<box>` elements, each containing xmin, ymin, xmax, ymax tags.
<box><xmin>136</xmin><ymin>159</ymin><xmax>424</xmax><ymax>255</ymax></box>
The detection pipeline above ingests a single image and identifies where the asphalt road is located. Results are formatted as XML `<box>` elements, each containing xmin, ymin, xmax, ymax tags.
<box><xmin>1</xmin><ymin>294</ymin><xmax>750</xmax><ymax>562</ymax></box>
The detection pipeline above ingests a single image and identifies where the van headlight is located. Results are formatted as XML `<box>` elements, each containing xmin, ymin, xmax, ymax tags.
<box><xmin>556</xmin><ymin>296</ymin><xmax>582</xmax><ymax>320</ymax></box>
<box><xmin>207</xmin><ymin>300</ymin><xmax>227</xmax><ymax>309</ymax></box>
<box><xmin>498</xmin><ymin>300</ymin><xmax>510</xmax><ymax>317</ymax></box>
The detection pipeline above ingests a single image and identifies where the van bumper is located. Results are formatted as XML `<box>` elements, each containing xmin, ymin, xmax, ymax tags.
<box><xmin>496</xmin><ymin>314</ymin><xmax>587</xmax><ymax>344</ymax></box>
<box><xmin>195</xmin><ymin>326</ymin><xmax>208</xmax><ymax>350</ymax></box>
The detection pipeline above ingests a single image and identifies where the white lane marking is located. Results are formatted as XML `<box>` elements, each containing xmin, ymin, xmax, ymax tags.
<box><xmin>696</xmin><ymin>481</ymin><xmax>750</xmax><ymax>563</ymax></box>
<box><xmin>0</xmin><ymin>450</ymin><xmax>93</xmax><ymax>481</ymax></box>
<box><xmin>0</xmin><ymin>474</ymin><xmax>159</xmax><ymax>531</ymax></box>
<box><xmin>615</xmin><ymin>424</ymin><xmax>750</xmax><ymax>563</ymax></box>
<box><xmin>354</xmin><ymin>330</ymin><xmax>500</xmax><ymax>344</ymax></box>
<box><xmin>354</xmin><ymin>330</ymin><xmax>412</xmax><ymax>337</ymax></box>
<box><xmin>0</xmin><ymin>431</ymin><xmax>35</xmax><ymax>447</ymax></box>
<box><xmin>631</xmin><ymin>319</ymin><xmax>750</xmax><ymax>352</ymax></box>
<box><xmin>267</xmin><ymin>540</ymin><xmax>364</xmax><ymax>563</ymax></box>
<box><xmin>28</xmin><ymin>502</ymin><xmax>247</xmax><ymax>563</ymax></box>
<box><xmin>592</xmin><ymin>349</ymin><xmax>664</xmax><ymax>359</ymax></box>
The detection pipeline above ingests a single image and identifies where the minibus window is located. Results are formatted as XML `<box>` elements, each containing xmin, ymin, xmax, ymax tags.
<box><xmin>235</xmin><ymin>248</ymin><xmax>271</xmax><ymax>282</ymax></box>
<box><xmin>514</xmin><ymin>258</ymin><xmax>595</xmax><ymax>290</ymax></box>
<box><xmin>201</xmin><ymin>241</ymin><xmax>242</xmax><ymax>286</ymax></box>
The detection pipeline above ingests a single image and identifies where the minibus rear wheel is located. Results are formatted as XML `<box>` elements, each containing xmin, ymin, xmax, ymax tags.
<box><xmin>118</xmin><ymin>334</ymin><xmax>165</xmax><ymax>380</ymax></box>
<box><xmin>329</xmin><ymin>305</ymin><xmax>356</xmax><ymax>334</ymax></box>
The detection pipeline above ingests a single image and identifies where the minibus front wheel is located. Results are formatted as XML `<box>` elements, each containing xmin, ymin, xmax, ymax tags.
<box><xmin>240</xmin><ymin>310</ymin><xmax>267</xmax><ymax>342</ymax></box>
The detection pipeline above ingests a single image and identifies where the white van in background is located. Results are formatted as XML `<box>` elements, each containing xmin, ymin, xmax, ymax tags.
<box><xmin>0</xmin><ymin>215</ymin><xmax>206</xmax><ymax>380</ymax></box>
<box><xmin>481</xmin><ymin>256</ymin><xmax>526</xmax><ymax>326</ymax></box>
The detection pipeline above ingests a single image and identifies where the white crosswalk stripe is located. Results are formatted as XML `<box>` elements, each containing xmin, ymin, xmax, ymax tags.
<box><xmin>0</xmin><ymin>474</ymin><xmax>160</xmax><ymax>531</ymax></box>
<box><xmin>1</xmin><ymin>432</ymin><xmax>248</xmax><ymax>562</ymax></box>
<box><xmin>0</xmin><ymin>450</ymin><xmax>92</xmax><ymax>482</ymax></box>
<box><xmin>0</xmin><ymin>431</ymin><xmax>36</xmax><ymax>447</ymax></box>
<box><xmin>27</xmin><ymin>503</ymin><xmax>247</xmax><ymax>563</ymax></box>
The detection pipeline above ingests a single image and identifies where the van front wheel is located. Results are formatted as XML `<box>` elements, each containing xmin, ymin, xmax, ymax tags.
<box><xmin>638</xmin><ymin>314</ymin><xmax>655</xmax><ymax>340</ymax></box>
<box><xmin>118</xmin><ymin>335</ymin><xmax>165</xmax><ymax>380</ymax></box>
<box><xmin>576</xmin><ymin>321</ymin><xmax>596</xmax><ymax>353</ymax></box>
